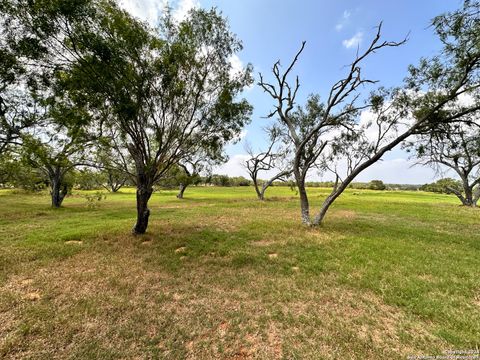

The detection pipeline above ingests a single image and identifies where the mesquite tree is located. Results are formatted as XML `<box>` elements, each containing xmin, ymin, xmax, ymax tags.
<box><xmin>19</xmin><ymin>99</ymin><xmax>94</xmax><ymax>207</ymax></box>
<box><xmin>94</xmin><ymin>141</ymin><xmax>131</xmax><ymax>193</ymax></box>
<box><xmin>5</xmin><ymin>1</ymin><xmax>252</xmax><ymax>232</ymax></box>
<box><xmin>174</xmin><ymin>148</ymin><xmax>224</xmax><ymax>199</ymax></box>
<box><xmin>260</xmin><ymin>1</ymin><xmax>480</xmax><ymax>226</ymax></box>
<box><xmin>259</xmin><ymin>26</ymin><xmax>406</xmax><ymax>224</ymax></box>
<box><xmin>49</xmin><ymin>3</ymin><xmax>251</xmax><ymax>233</ymax></box>
<box><xmin>244</xmin><ymin>126</ymin><xmax>292</xmax><ymax>200</ymax></box>
<box><xmin>314</xmin><ymin>1</ymin><xmax>480</xmax><ymax>224</ymax></box>
<box><xmin>174</xmin><ymin>161</ymin><xmax>203</xmax><ymax>199</ymax></box>
<box><xmin>411</xmin><ymin>123</ymin><xmax>480</xmax><ymax>206</ymax></box>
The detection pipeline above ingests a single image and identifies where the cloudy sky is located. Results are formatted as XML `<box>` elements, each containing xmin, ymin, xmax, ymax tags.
<box><xmin>120</xmin><ymin>0</ymin><xmax>463</xmax><ymax>184</ymax></box>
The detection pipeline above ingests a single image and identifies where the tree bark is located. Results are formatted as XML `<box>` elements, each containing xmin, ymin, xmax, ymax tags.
<box><xmin>133</xmin><ymin>184</ymin><xmax>153</xmax><ymax>234</ymax></box>
<box><xmin>473</xmin><ymin>187</ymin><xmax>480</xmax><ymax>207</ymax></box>
<box><xmin>252</xmin><ymin>177</ymin><xmax>264</xmax><ymax>200</ymax></box>
<box><xmin>294</xmin><ymin>169</ymin><xmax>310</xmax><ymax>225</ymax></box>
<box><xmin>50</xmin><ymin>177</ymin><xmax>68</xmax><ymax>208</ymax></box>
<box><xmin>258</xmin><ymin>170</ymin><xmax>291</xmax><ymax>201</ymax></box>
<box><xmin>463</xmin><ymin>183</ymin><xmax>474</xmax><ymax>206</ymax></box>
<box><xmin>176</xmin><ymin>183</ymin><xmax>187</xmax><ymax>199</ymax></box>
<box><xmin>107</xmin><ymin>173</ymin><xmax>125</xmax><ymax>193</ymax></box>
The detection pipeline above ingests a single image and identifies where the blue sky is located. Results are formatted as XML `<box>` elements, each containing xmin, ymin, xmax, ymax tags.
<box><xmin>121</xmin><ymin>0</ymin><xmax>463</xmax><ymax>184</ymax></box>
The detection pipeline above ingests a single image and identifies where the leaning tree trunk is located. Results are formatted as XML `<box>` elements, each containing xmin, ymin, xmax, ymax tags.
<box><xmin>312</xmin><ymin>186</ymin><xmax>345</xmax><ymax>226</ymax></box>
<box><xmin>176</xmin><ymin>183</ymin><xmax>188</xmax><ymax>199</ymax></box>
<box><xmin>312</xmin><ymin>176</ymin><xmax>350</xmax><ymax>226</ymax></box>
<box><xmin>251</xmin><ymin>175</ymin><xmax>264</xmax><ymax>200</ymax></box>
<box><xmin>294</xmin><ymin>169</ymin><xmax>310</xmax><ymax>225</ymax></box>
<box><xmin>50</xmin><ymin>176</ymin><xmax>68</xmax><ymax>208</ymax></box>
<box><xmin>259</xmin><ymin>170</ymin><xmax>291</xmax><ymax>201</ymax></box>
<box><xmin>133</xmin><ymin>183</ymin><xmax>153</xmax><ymax>234</ymax></box>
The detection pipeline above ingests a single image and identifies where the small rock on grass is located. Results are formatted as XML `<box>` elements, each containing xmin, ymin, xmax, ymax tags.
<box><xmin>25</xmin><ymin>292</ymin><xmax>41</xmax><ymax>301</ymax></box>
<box><xmin>65</xmin><ymin>240</ymin><xmax>83</xmax><ymax>245</ymax></box>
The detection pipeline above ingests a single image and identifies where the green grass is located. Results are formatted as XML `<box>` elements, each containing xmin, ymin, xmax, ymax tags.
<box><xmin>0</xmin><ymin>186</ymin><xmax>479</xmax><ymax>359</ymax></box>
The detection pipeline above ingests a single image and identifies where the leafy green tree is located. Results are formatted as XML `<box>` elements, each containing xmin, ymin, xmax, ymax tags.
<box><xmin>74</xmin><ymin>169</ymin><xmax>103</xmax><ymax>191</ymax></box>
<box><xmin>3</xmin><ymin>0</ymin><xmax>252</xmax><ymax>232</ymax></box>
<box><xmin>19</xmin><ymin>97</ymin><xmax>94</xmax><ymax>207</ymax></box>
<box><xmin>420</xmin><ymin>178</ymin><xmax>463</xmax><ymax>195</ymax></box>
<box><xmin>368</xmin><ymin>180</ymin><xmax>386</xmax><ymax>191</ymax></box>
<box><xmin>208</xmin><ymin>174</ymin><xmax>232</xmax><ymax>187</ymax></box>
<box><xmin>0</xmin><ymin>152</ymin><xmax>45</xmax><ymax>190</ymax></box>
<box><xmin>94</xmin><ymin>140</ymin><xmax>131</xmax><ymax>193</ymax></box>
<box><xmin>0</xmin><ymin>0</ymin><xmax>57</xmax><ymax>153</ymax></box>
<box><xmin>19</xmin><ymin>2</ymin><xmax>253</xmax><ymax>233</ymax></box>
<box><xmin>412</xmin><ymin>122</ymin><xmax>480</xmax><ymax>206</ymax></box>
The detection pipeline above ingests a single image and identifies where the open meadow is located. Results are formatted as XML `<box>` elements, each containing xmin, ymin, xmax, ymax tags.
<box><xmin>0</xmin><ymin>187</ymin><xmax>479</xmax><ymax>359</ymax></box>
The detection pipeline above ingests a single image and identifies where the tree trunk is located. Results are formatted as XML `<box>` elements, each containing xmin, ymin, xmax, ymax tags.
<box><xmin>50</xmin><ymin>177</ymin><xmax>67</xmax><ymax>208</ymax></box>
<box><xmin>133</xmin><ymin>184</ymin><xmax>153</xmax><ymax>234</ymax></box>
<box><xmin>312</xmin><ymin>176</ymin><xmax>350</xmax><ymax>226</ymax></box>
<box><xmin>463</xmin><ymin>184</ymin><xmax>474</xmax><ymax>206</ymax></box>
<box><xmin>176</xmin><ymin>183</ymin><xmax>187</xmax><ymax>199</ymax></box>
<box><xmin>252</xmin><ymin>177</ymin><xmax>264</xmax><ymax>200</ymax></box>
<box><xmin>294</xmin><ymin>169</ymin><xmax>310</xmax><ymax>224</ymax></box>
<box><xmin>259</xmin><ymin>184</ymin><xmax>268</xmax><ymax>201</ymax></box>
<box><xmin>259</xmin><ymin>170</ymin><xmax>291</xmax><ymax>201</ymax></box>
<box><xmin>473</xmin><ymin>187</ymin><xmax>480</xmax><ymax>207</ymax></box>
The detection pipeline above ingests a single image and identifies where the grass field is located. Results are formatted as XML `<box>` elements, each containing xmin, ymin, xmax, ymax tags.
<box><xmin>0</xmin><ymin>186</ymin><xmax>479</xmax><ymax>359</ymax></box>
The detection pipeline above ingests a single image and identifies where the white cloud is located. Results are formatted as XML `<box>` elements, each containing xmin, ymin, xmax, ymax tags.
<box><xmin>335</xmin><ymin>10</ymin><xmax>351</xmax><ymax>31</ymax></box>
<box><xmin>172</xmin><ymin>0</ymin><xmax>200</xmax><ymax>23</ymax></box>
<box><xmin>229</xmin><ymin>54</ymin><xmax>244</xmax><ymax>77</ymax></box>
<box><xmin>342</xmin><ymin>31</ymin><xmax>363</xmax><ymax>49</ymax></box>
<box><xmin>214</xmin><ymin>154</ymin><xmax>250</xmax><ymax>177</ymax></box>
<box><xmin>237</xmin><ymin>129</ymin><xmax>248</xmax><ymax>141</ymax></box>
<box><xmin>119</xmin><ymin>0</ymin><xmax>199</xmax><ymax>25</ymax></box>
<box><xmin>229</xmin><ymin>54</ymin><xmax>254</xmax><ymax>90</ymax></box>
<box><xmin>119</xmin><ymin>0</ymin><xmax>167</xmax><ymax>25</ymax></box>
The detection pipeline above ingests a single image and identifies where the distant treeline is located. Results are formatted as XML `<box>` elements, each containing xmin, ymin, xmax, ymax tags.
<box><xmin>160</xmin><ymin>176</ymin><xmax>421</xmax><ymax>190</ymax></box>
<box><xmin>3</xmin><ymin>167</ymin><xmax>455</xmax><ymax>193</ymax></box>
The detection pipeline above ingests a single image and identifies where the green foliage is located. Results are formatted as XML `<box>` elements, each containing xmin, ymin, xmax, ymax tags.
<box><xmin>0</xmin><ymin>153</ymin><xmax>45</xmax><ymax>190</ymax></box>
<box><xmin>83</xmin><ymin>190</ymin><xmax>107</xmax><ymax>208</ymax></box>
<box><xmin>47</xmin><ymin>1</ymin><xmax>253</xmax><ymax>183</ymax></box>
<box><xmin>368</xmin><ymin>180</ymin><xmax>386</xmax><ymax>191</ymax></box>
<box><xmin>74</xmin><ymin>169</ymin><xmax>103</xmax><ymax>190</ymax></box>
<box><xmin>204</xmin><ymin>174</ymin><xmax>251</xmax><ymax>187</ymax></box>
<box><xmin>420</xmin><ymin>178</ymin><xmax>463</xmax><ymax>194</ymax></box>
<box><xmin>157</xmin><ymin>165</ymin><xmax>202</xmax><ymax>189</ymax></box>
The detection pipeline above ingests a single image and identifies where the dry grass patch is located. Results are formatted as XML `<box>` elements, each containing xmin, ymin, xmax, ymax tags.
<box><xmin>0</xmin><ymin>238</ymin><xmax>449</xmax><ymax>359</ymax></box>
<box><xmin>330</xmin><ymin>209</ymin><xmax>357</xmax><ymax>220</ymax></box>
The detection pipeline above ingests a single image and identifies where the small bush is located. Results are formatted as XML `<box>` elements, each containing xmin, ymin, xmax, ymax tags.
<box><xmin>84</xmin><ymin>191</ymin><xmax>107</xmax><ymax>208</ymax></box>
